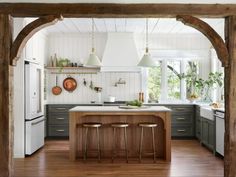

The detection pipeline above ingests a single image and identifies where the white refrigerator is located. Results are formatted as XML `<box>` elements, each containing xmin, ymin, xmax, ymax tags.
<box><xmin>25</xmin><ymin>61</ymin><xmax>45</xmax><ymax>155</ymax></box>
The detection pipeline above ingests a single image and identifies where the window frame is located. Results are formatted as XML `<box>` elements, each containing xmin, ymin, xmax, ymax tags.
<box><xmin>144</xmin><ymin>57</ymin><xmax>200</xmax><ymax>102</ymax></box>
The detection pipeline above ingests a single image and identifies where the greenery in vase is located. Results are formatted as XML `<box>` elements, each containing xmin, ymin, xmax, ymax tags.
<box><xmin>183</xmin><ymin>71</ymin><xmax>223</xmax><ymax>101</ymax></box>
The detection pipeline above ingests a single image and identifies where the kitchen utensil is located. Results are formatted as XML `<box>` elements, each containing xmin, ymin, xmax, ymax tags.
<box><xmin>89</xmin><ymin>80</ymin><xmax>94</xmax><ymax>90</ymax></box>
<box><xmin>52</xmin><ymin>75</ymin><xmax>62</xmax><ymax>95</ymax></box>
<box><xmin>63</xmin><ymin>76</ymin><xmax>77</xmax><ymax>92</ymax></box>
<box><xmin>83</xmin><ymin>78</ymin><xmax>87</xmax><ymax>86</ymax></box>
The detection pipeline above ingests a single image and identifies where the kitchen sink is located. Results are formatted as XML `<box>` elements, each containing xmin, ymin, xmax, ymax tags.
<box><xmin>200</xmin><ymin>106</ymin><xmax>214</xmax><ymax>120</ymax></box>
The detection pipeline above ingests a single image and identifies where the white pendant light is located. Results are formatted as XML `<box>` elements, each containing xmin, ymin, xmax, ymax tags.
<box><xmin>86</xmin><ymin>19</ymin><xmax>102</xmax><ymax>67</ymax></box>
<box><xmin>138</xmin><ymin>18</ymin><xmax>157</xmax><ymax>67</ymax></box>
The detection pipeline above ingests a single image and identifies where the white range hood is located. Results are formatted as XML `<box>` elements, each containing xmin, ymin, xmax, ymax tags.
<box><xmin>101</xmin><ymin>33</ymin><xmax>141</xmax><ymax>72</ymax></box>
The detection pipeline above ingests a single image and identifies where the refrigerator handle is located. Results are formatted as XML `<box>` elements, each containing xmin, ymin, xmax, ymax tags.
<box><xmin>31</xmin><ymin>119</ymin><xmax>45</xmax><ymax>126</ymax></box>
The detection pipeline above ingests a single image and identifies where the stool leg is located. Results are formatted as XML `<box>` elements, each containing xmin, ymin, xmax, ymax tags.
<box><xmin>152</xmin><ymin>127</ymin><xmax>156</xmax><ymax>163</ymax></box>
<box><xmin>124</xmin><ymin>127</ymin><xmax>128</xmax><ymax>163</ymax></box>
<box><xmin>84</xmin><ymin>127</ymin><xmax>88</xmax><ymax>161</ymax></box>
<box><xmin>112</xmin><ymin>127</ymin><xmax>116</xmax><ymax>163</ymax></box>
<box><xmin>96</xmin><ymin>127</ymin><xmax>101</xmax><ymax>162</ymax></box>
<box><xmin>139</xmin><ymin>127</ymin><xmax>144</xmax><ymax>163</ymax></box>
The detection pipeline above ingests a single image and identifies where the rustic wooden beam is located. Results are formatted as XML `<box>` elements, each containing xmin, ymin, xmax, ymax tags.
<box><xmin>224</xmin><ymin>16</ymin><xmax>236</xmax><ymax>177</ymax></box>
<box><xmin>10</xmin><ymin>15</ymin><xmax>62</xmax><ymax>66</ymax></box>
<box><xmin>0</xmin><ymin>14</ymin><xmax>14</xmax><ymax>177</ymax></box>
<box><xmin>177</xmin><ymin>15</ymin><xmax>229</xmax><ymax>67</ymax></box>
<box><xmin>0</xmin><ymin>3</ymin><xmax>236</xmax><ymax>18</ymax></box>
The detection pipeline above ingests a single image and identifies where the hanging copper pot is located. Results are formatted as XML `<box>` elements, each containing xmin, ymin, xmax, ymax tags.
<box><xmin>63</xmin><ymin>76</ymin><xmax>77</xmax><ymax>92</ymax></box>
<box><xmin>52</xmin><ymin>75</ymin><xmax>62</xmax><ymax>95</ymax></box>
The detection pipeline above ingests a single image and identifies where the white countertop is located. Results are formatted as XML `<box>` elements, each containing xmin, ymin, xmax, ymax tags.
<box><xmin>69</xmin><ymin>106</ymin><xmax>171</xmax><ymax>112</ymax></box>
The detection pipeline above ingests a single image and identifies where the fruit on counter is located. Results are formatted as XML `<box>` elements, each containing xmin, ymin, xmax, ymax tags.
<box><xmin>126</xmin><ymin>100</ymin><xmax>143</xmax><ymax>107</ymax></box>
<box><xmin>210</xmin><ymin>102</ymin><xmax>221</xmax><ymax>108</ymax></box>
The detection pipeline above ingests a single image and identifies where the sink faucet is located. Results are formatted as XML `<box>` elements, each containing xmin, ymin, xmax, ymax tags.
<box><xmin>114</xmin><ymin>78</ymin><xmax>126</xmax><ymax>87</ymax></box>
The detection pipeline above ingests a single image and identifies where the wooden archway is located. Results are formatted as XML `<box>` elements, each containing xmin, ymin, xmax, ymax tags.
<box><xmin>10</xmin><ymin>15</ymin><xmax>62</xmax><ymax>66</ymax></box>
<box><xmin>177</xmin><ymin>15</ymin><xmax>229</xmax><ymax>67</ymax></box>
<box><xmin>0</xmin><ymin>3</ymin><xmax>236</xmax><ymax>177</ymax></box>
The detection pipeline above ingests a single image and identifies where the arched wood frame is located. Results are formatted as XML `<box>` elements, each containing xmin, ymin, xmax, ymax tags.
<box><xmin>1</xmin><ymin>3</ymin><xmax>236</xmax><ymax>177</ymax></box>
<box><xmin>177</xmin><ymin>15</ymin><xmax>229</xmax><ymax>67</ymax></box>
<box><xmin>10</xmin><ymin>15</ymin><xmax>63</xmax><ymax>66</ymax></box>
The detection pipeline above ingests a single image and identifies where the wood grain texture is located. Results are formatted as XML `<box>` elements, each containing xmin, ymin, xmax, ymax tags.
<box><xmin>177</xmin><ymin>15</ymin><xmax>229</xmax><ymax>67</ymax></box>
<box><xmin>14</xmin><ymin>140</ymin><xmax>224</xmax><ymax>177</ymax></box>
<box><xmin>0</xmin><ymin>14</ymin><xmax>13</xmax><ymax>177</ymax></box>
<box><xmin>10</xmin><ymin>15</ymin><xmax>62</xmax><ymax>66</ymax></box>
<box><xmin>69</xmin><ymin>111</ymin><xmax>171</xmax><ymax>162</ymax></box>
<box><xmin>224</xmin><ymin>16</ymin><xmax>236</xmax><ymax>177</ymax></box>
<box><xmin>1</xmin><ymin>3</ymin><xmax>236</xmax><ymax>18</ymax></box>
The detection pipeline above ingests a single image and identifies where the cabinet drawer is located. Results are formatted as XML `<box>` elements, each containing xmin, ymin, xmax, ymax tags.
<box><xmin>172</xmin><ymin>113</ymin><xmax>193</xmax><ymax>124</ymax></box>
<box><xmin>172</xmin><ymin>125</ymin><xmax>194</xmax><ymax>137</ymax></box>
<box><xmin>48</xmin><ymin>125</ymin><xmax>69</xmax><ymax>137</ymax></box>
<box><xmin>171</xmin><ymin>106</ymin><xmax>194</xmax><ymax>113</ymax></box>
<box><xmin>48</xmin><ymin>105</ymin><xmax>75</xmax><ymax>113</ymax></box>
<box><xmin>48</xmin><ymin>113</ymin><xmax>69</xmax><ymax>125</ymax></box>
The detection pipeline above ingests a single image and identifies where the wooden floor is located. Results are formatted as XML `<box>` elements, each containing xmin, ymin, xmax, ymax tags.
<box><xmin>14</xmin><ymin>140</ymin><xmax>223</xmax><ymax>177</ymax></box>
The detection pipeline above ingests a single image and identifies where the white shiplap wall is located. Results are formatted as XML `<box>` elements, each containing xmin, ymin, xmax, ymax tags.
<box><xmin>47</xmin><ymin>33</ymin><xmax>212</xmax><ymax>104</ymax></box>
<box><xmin>46</xmin><ymin>71</ymin><xmax>141</xmax><ymax>104</ymax></box>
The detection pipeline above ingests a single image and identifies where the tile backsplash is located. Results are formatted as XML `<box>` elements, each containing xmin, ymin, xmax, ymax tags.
<box><xmin>46</xmin><ymin>70</ymin><xmax>141</xmax><ymax>104</ymax></box>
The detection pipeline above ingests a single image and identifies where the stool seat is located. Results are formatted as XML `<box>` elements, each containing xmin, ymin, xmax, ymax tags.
<box><xmin>139</xmin><ymin>122</ymin><xmax>157</xmax><ymax>128</ymax></box>
<box><xmin>111</xmin><ymin>122</ymin><xmax>129</xmax><ymax>128</ymax></box>
<box><xmin>83</xmin><ymin>122</ymin><xmax>102</xmax><ymax>128</ymax></box>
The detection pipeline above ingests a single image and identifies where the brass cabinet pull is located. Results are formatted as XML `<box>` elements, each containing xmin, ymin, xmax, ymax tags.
<box><xmin>56</xmin><ymin>117</ymin><xmax>65</xmax><ymax>120</ymax></box>
<box><xmin>177</xmin><ymin>129</ymin><xmax>186</xmax><ymax>132</ymax></box>
<box><xmin>56</xmin><ymin>129</ymin><xmax>65</xmax><ymax>132</ymax></box>
<box><xmin>176</xmin><ymin>117</ymin><xmax>186</xmax><ymax>120</ymax></box>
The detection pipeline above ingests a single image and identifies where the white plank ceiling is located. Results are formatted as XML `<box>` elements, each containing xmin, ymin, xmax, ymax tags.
<box><xmin>44</xmin><ymin>18</ymin><xmax>224</xmax><ymax>35</ymax></box>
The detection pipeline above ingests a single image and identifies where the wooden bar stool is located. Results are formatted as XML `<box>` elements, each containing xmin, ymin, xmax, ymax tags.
<box><xmin>138</xmin><ymin>122</ymin><xmax>157</xmax><ymax>163</ymax></box>
<box><xmin>82</xmin><ymin>122</ymin><xmax>102</xmax><ymax>162</ymax></box>
<box><xmin>111</xmin><ymin>122</ymin><xmax>129</xmax><ymax>163</ymax></box>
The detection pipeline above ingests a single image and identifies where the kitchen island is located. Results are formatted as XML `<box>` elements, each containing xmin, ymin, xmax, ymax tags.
<box><xmin>69</xmin><ymin>106</ymin><xmax>171</xmax><ymax>162</ymax></box>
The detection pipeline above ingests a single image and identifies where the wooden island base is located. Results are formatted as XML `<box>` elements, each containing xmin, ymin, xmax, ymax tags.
<box><xmin>69</xmin><ymin>106</ymin><xmax>171</xmax><ymax>162</ymax></box>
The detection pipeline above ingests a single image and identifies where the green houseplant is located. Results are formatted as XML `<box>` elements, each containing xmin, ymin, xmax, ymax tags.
<box><xmin>183</xmin><ymin>72</ymin><xmax>223</xmax><ymax>102</ymax></box>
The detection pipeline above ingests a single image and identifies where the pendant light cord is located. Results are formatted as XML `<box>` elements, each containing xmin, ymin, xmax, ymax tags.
<box><xmin>92</xmin><ymin>18</ymin><xmax>95</xmax><ymax>53</ymax></box>
<box><xmin>146</xmin><ymin>18</ymin><xmax>149</xmax><ymax>53</ymax></box>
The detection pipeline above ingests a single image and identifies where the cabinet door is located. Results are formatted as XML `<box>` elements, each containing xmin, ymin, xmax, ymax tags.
<box><xmin>201</xmin><ymin>118</ymin><xmax>208</xmax><ymax>145</ymax></box>
<box><xmin>25</xmin><ymin>33</ymin><xmax>40</xmax><ymax>64</ymax></box>
<box><xmin>208</xmin><ymin>121</ymin><xmax>214</xmax><ymax>150</ymax></box>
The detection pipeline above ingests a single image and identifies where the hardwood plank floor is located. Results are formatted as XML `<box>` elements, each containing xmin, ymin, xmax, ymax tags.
<box><xmin>14</xmin><ymin>140</ymin><xmax>223</xmax><ymax>177</ymax></box>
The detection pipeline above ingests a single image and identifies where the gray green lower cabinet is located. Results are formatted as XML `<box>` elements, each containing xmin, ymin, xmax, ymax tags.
<box><xmin>165</xmin><ymin>105</ymin><xmax>195</xmax><ymax>138</ymax></box>
<box><xmin>46</xmin><ymin>104</ymin><xmax>101</xmax><ymax>138</ymax></box>
<box><xmin>46</xmin><ymin>104</ymin><xmax>196</xmax><ymax>139</ymax></box>
<box><xmin>200</xmin><ymin>117</ymin><xmax>215</xmax><ymax>151</ymax></box>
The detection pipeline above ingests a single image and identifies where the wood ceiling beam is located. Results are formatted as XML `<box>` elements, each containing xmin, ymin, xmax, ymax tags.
<box><xmin>10</xmin><ymin>15</ymin><xmax>62</xmax><ymax>66</ymax></box>
<box><xmin>0</xmin><ymin>3</ymin><xmax>236</xmax><ymax>18</ymax></box>
<box><xmin>177</xmin><ymin>15</ymin><xmax>229</xmax><ymax>67</ymax></box>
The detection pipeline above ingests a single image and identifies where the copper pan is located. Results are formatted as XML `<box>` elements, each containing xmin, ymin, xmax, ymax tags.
<box><xmin>63</xmin><ymin>76</ymin><xmax>77</xmax><ymax>92</ymax></box>
<box><xmin>52</xmin><ymin>75</ymin><xmax>62</xmax><ymax>95</ymax></box>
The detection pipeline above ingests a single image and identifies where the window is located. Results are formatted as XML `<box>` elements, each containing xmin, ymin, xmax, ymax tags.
<box><xmin>185</xmin><ymin>61</ymin><xmax>200</xmax><ymax>98</ymax></box>
<box><xmin>147</xmin><ymin>61</ymin><xmax>161</xmax><ymax>102</ymax></box>
<box><xmin>167</xmin><ymin>61</ymin><xmax>181</xmax><ymax>100</ymax></box>
<box><xmin>146</xmin><ymin>59</ymin><xmax>200</xmax><ymax>102</ymax></box>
